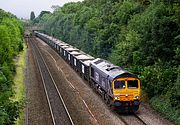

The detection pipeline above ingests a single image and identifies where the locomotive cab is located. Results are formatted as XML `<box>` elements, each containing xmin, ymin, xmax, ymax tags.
<box><xmin>113</xmin><ymin>77</ymin><xmax>141</xmax><ymax>111</ymax></box>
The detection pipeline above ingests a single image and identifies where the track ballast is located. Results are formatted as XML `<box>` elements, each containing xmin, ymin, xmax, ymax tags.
<box><xmin>28</xmin><ymin>37</ymin><xmax>74</xmax><ymax>125</ymax></box>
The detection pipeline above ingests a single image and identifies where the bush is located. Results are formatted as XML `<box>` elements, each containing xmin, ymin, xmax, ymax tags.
<box><xmin>0</xmin><ymin>9</ymin><xmax>24</xmax><ymax>124</ymax></box>
<box><xmin>150</xmin><ymin>96</ymin><xmax>180</xmax><ymax>124</ymax></box>
<box><xmin>141</xmin><ymin>62</ymin><xmax>177</xmax><ymax>97</ymax></box>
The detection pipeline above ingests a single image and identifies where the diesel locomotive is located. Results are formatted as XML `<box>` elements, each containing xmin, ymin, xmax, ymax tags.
<box><xmin>33</xmin><ymin>31</ymin><xmax>141</xmax><ymax>112</ymax></box>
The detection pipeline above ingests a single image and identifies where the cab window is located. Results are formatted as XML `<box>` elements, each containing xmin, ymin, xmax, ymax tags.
<box><xmin>127</xmin><ymin>80</ymin><xmax>138</xmax><ymax>88</ymax></box>
<box><xmin>114</xmin><ymin>80</ymin><xmax>125</xmax><ymax>89</ymax></box>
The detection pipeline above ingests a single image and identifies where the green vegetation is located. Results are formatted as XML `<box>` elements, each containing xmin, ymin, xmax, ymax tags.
<box><xmin>0</xmin><ymin>9</ymin><xmax>24</xmax><ymax>124</ymax></box>
<box><xmin>33</xmin><ymin>0</ymin><xmax>180</xmax><ymax>124</ymax></box>
<box><xmin>13</xmin><ymin>43</ymin><xmax>26</xmax><ymax>125</ymax></box>
<box><xmin>33</xmin><ymin>11</ymin><xmax>51</xmax><ymax>24</ymax></box>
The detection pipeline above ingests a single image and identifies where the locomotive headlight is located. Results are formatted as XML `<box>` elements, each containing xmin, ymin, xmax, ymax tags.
<box><xmin>114</xmin><ymin>97</ymin><xmax>120</xmax><ymax>100</ymax></box>
<box><xmin>135</xmin><ymin>96</ymin><xmax>139</xmax><ymax>99</ymax></box>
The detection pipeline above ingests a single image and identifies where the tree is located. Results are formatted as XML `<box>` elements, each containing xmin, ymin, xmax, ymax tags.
<box><xmin>51</xmin><ymin>5</ymin><xmax>60</xmax><ymax>11</ymax></box>
<box><xmin>30</xmin><ymin>11</ymin><xmax>35</xmax><ymax>20</ymax></box>
<box><xmin>0</xmin><ymin>9</ymin><xmax>24</xmax><ymax>124</ymax></box>
<box><xmin>38</xmin><ymin>11</ymin><xmax>51</xmax><ymax>18</ymax></box>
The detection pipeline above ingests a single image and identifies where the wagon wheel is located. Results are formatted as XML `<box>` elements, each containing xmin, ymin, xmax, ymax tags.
<box><xmin>102</xmin><ymin>91</ymin><xmax>106</xmax><ymax>101</ymax></box>
<box><xmin>92</xmin><ymin>83</ymin><xmax>97</xmax><ymax>93</ymax></box>
<box><xmin>105</xmin><ymin>94</ymin><xmax>111</xmax><ymax>106</ymax></box>
<box><xmin>93</xmin><ymin>84</ymin><xmax>98</xmax><ymax>93</ymax></box>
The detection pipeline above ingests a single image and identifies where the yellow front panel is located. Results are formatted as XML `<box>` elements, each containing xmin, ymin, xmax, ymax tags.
<box><xmin>113</xmin><ymin>77</ymin><xmax>141</xmax><ymax>102</ymax></box>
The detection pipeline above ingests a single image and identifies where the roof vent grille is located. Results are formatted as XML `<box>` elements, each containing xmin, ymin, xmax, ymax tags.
<box><xmin>94</xmin><ymin>59</ymin><xmax>103</xmax><ymax>64</ymax></box>
<box><xmin>106</xmin><ymin>66</ymin><xmax>120</xmax><ymax>71</ymax></box>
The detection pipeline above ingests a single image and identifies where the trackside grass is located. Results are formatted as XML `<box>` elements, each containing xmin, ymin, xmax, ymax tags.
<box><xmin>13</xmin><ymin>43</ymin><xmax>27</xmax><ymax>125</ymax></box>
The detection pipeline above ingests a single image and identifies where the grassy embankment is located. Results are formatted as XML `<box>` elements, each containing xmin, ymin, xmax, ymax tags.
<box><xmin>13</xmin><ymin>43</ymin><xmax>27</xmax><ymax>125</ymax></box>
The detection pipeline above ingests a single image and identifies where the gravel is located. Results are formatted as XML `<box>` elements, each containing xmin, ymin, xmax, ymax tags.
<box><xmin>25</xmin><ymin>38</ymin><xmax>53</xmax><ymax>125</ymax></box>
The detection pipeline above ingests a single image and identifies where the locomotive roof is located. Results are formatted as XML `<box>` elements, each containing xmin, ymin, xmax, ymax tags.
<box><xmin>91</xmin><ymin>58</ymin><xmax>138</xmax><ymax>81</ymax></box>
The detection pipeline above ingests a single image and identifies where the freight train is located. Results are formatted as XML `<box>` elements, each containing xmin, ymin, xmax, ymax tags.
<box><xmin>33</xmin><ymin>31</ymin><xmax>141</xmax><ymax>112</ymax></box>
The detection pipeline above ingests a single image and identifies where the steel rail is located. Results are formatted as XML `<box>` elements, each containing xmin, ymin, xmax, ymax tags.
<box><xmin>28</xmin><ymin>37</ymin><xmax>74</xmax><ymax>125</ymax></box>
<box><xmin>133</xmin><ymin>113</ymin><xmax>147</xmax><ymax>125</ymax></box>
<box><xmin>28</xmin><ymin>38</ymin><xmax>56</xmax><ymax>125</ymax></box>
<box><xmin>115</xmin><ymin>110</ymin><xmax>147</xmax><ymax>125</ymax></box>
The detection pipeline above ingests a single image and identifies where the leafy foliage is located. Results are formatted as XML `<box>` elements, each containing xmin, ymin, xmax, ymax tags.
<box><xmin>0</xmin><ymin>9</ymin><xmax>24</xmax><ymax>124</ymax></box>
<box><xmin>34</xmin><ymin>0</ymin><xmax>180</xmax><ymax>123</ymax></box>
<box><xmin>33</xmin><ymin>11</ymin><xmax>51</xmax><ymax>24</ymax></box>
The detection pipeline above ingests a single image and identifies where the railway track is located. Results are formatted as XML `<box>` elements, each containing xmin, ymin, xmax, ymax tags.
<box><xmin>28</xmin><ymin>37</ymin><xmax>74</xmax><ymax>125</ymax></box>
<box><xmin>114</xmin><ymin>110</ymin><xmax>147</xmax><ymax>125</ymax></box>
<box><xmin>133</xmin><ymin>113</ymin><xmax>147</xmax><ymax>125</ymax></box>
